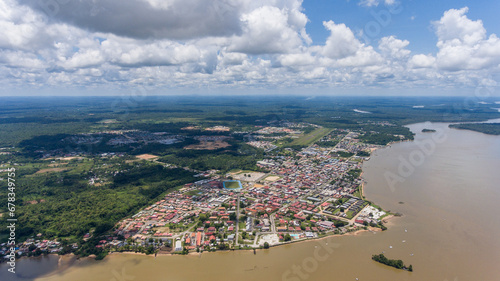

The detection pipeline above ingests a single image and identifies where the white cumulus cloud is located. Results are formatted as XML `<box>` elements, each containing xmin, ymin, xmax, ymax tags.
<box><xmin>359</xmin><ymin>0</ymin><xmax>396</xmax><ymax>7</ymax></box>
<box><xmin>0</xmin><ymin>1</ymin><xmax>499</xmax><ymax>95</ymax></box>
<box><xmin>228</xmin><ymin>5</ymin><xmax>306</xmax><ymax>54</ymax></box>
<box><xmin>434</xmin><ymin>7</ymin><xmax>500</xmax><ymax>71</ymax></box>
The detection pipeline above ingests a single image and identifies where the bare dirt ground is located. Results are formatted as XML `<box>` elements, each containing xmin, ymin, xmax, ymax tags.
<box><xmin>232</xmin><ymin>171</ymin><xmax>266</xmax><ymax>182</ymax></box>
<box><xmin>263</xmin><ymin>175</ymin><xmax>280</xmax><ymax>182</ymax></box>
<box><xmin>184</xmin><ymin>141</ymin><xmax>231</xmax><ymax>150</ymax></box>
<box><xmin>136</xmin><ymin>154</ymin><xmax>159</xmax><ymax>160</ymax></box>
<box><xmin>59</xmin><ymin>157</ymin><xmax>84</xmax><ymax>161</ymax></box>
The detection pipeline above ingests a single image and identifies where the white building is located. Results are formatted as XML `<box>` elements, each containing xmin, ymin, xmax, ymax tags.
<box><xmin>175</xmin><ymin>239</ymin><xmax>182</xmax><ymax>251</ymax></box>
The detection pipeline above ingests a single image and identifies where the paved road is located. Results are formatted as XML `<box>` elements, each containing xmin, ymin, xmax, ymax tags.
<box><xmin>235</xmin><ymin>194</ymin><xmax>240</xmax><ymax>246</ymax></box>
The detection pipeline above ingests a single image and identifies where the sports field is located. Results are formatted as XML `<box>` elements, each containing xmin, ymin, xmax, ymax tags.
<box><xmin>223</xmin><ymin>180</ymin><xmax>243</xmax><ymax>190</ymax></box>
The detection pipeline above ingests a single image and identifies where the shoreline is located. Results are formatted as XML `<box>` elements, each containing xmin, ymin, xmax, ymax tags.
<box><xmin>28</xmin><ymin>218</ymin><xmax>396</xmax><ymax>264</ymax></box>
<box><xmin>17</xmin><ymin>222</ymin><xmax>397</xmax><ymax>280</ymax></box>
<box><xmin>101</xmin><ymin>221</ymin><xmax>394</xmax><ymax>259</ymax></box>
<box><xmin>360</xmin><ymin>177</ymin><xmax>366</xmax><ymax>198</ymax></box>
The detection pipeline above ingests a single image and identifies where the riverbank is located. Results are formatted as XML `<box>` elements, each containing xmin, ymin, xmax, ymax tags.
<box><xmin>102</xmin><ymin>221</ymin><xmax>392</xmax><ymax>259</ymax></box>
<box><xmin>360</xmin><ymin>179</ymin><xmax>366</xmax><ymax>198</ymax></box>
<box><xmin>54</xmin><ymin>221</ymin><xmax>394</xmax><ymax>262</ymax></box>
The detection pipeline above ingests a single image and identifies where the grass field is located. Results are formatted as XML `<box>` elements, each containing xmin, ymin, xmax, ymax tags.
<box><xmin>223</xmin><ymin>180</ymin><xmax>242</xmax><ymax>189</ymax></box>
<box><xmin>346</xmin><ymin>210</ymin><xmax>355</xmax><ymax>219</ymax></box>
<box><xmin>352</xmin><ymin>185</ymin><xmax>362</xmax><ymax>198</ymax></box>
<box><xmin>185</xmin><ymin>189</ymin><xmax>201</xmax><ymax>196</ymax></box>
<box><xmin>35</xmin><ymin>167</ymin><xmax>69</xmax><ymax>174</ymax></box>
<box><xmin>290</xmin><ymin>127</ymin><xmax>333</xmax><ymax>146</ymax></box>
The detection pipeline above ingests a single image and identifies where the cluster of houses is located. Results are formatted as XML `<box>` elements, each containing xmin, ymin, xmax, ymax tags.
<box><xmin>1</xmin><ymin>238</ymin><xmax>69</xmax><ymax>258</ymax></box>
<box><xmin>255</xmin><ymin>126</ymin><xmax>301</xmax><ymax>135</ymax></box>
<box><xmin>246</xmin><ymin>141</ymin><xmax>277</xmax><ymax>152</ymax></box>
<box><xmin>204</xmin><ymin>126</ymin><xmax>230</xmax><ymax>132</ymax></box>
<box><xmin>320</xmin><ymin>130</ymin><xmax>381</xmax><ymax>156</ymax></box>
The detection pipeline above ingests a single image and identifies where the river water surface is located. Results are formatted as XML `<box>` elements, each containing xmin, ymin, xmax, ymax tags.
<box><xmin>2</xmin><ymin>121</ymin><xmax>500</xmax><ymax>281</ymax></box>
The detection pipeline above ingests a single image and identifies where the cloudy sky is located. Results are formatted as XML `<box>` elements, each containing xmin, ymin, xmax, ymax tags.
<box><xmin>1</xmin><ymin>0</ymin><xmax>499</xmax><ymax>96</ymax></box>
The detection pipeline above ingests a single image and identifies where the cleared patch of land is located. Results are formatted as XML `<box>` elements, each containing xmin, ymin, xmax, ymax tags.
<box><xmin>136</xmin><ymin>154</ymin><xmax>159</xmax><ymax>160</ymax></box>
<box><xmin>59</xmin><ymin>156</ymin><xmax>84</xmax><ymax>161</ymax></box>
<box><xmin>263</xmin><ymin>175</ymin><xmax>280</xmax><ymax>182</ymax></box>
<box><xmin>99</xmin><ymin>119</ymin><xmax>118</xmax><ymax>124</ymax></box>
<box><xmin>232</xmin><ymin>171</ymin><xmax>266</xmax><ymax>182</ymax></box>
<box><xmin>43</xmin><ymin>156</ymin><xmax>83</xmax><ymax>161</ymax></box>
<box><xmin>36</xmin><ymin>168</ymin><xmax>69</xmax><ymax>174</ymax></box>
<box><xmin>184</xmin><ymin>140</ymin><xmax>231</xmax><ymax>150</ymax></box>
<box><xmin>26</xmin><ymin>199</ymin><xmax>46</xmax><ymax>205</ymax></box>
<box><xmin>181</xmin><ymin>126</ymin><xmax>200</xmax><ymax>130</ymax></box>
<box><xmin>290</xmin><ymin>127</ymin><xmax>333</xmax><ymax>146</ymax></box>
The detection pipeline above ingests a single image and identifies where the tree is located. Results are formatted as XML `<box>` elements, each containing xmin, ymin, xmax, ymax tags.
<box><xmin>229</xmin><ymin>212</ymin><xmax>237</xmax><ymax>221</ymax></box>
<box><xmin>372</xmin><ymin>253</ymin><xmax>409</xmax><ymax>271</ymax></box>
<box><xmin>263</xmin><ymin>242</ymin><xmax>269</xmax><ymax>249</ymax></box>
<box><xmin>408</xmin><ymin>264</ymin><xmax>413</xmax><ymax>272</ymax></box>
<box><xmin>284</xmin><ymin>234</ymin><xmax>292</xmax><ymax>242</ymax></box>
<box><xmin>218</xmin><ymin>243</ymin><xmax>229</xmax><ymax>250</ymax></box>
<box><xmin>145</xmin><ymin>245</ymin><xmax>155</xmax><ymax>255</ymax></box>
<box><xmin>334</xmin><ymin>220</ymin><xmax>347</xmax><ymax>228</ymax></box>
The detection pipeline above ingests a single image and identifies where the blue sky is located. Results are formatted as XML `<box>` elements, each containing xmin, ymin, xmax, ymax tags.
<box><xmin>0</xmin><ymin>0</ymin><xmax>499</xmax><ymax>96</ymax></box>
<box><xmin>303</xmin><ymin>0</ymin><xmax>500</xmax><ymax>53</ymax></box>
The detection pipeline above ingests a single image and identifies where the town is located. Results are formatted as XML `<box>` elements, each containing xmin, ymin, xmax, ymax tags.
<box><xmin>107</xmin><ymin>128</ymin><xmax>389</xmax><ymax>255</ymax></box>
<box><xmin>1</xmin><ymin>124</ymin><xmax>395</xmax><ymax>259</ymax></box>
